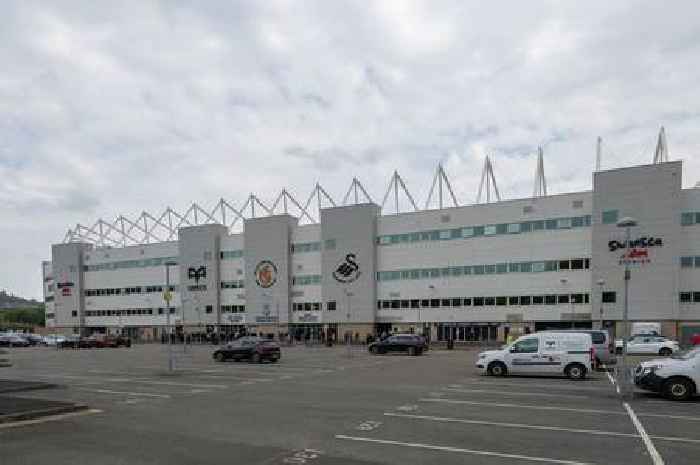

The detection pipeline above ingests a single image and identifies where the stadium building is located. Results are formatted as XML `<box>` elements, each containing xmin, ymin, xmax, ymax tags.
<box><xmin>41</xmin><ymin>129</ymin><xmax>700</xmax><ymax>344</ymax></box>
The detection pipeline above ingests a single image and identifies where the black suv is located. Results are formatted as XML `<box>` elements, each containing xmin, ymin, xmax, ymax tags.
<box><xmin>368</xmin><ymin>334</ymin><xmax>427</xmax><ymax>356</ymax></box>
<box><xmin>213</xmin><ymin>337</ymin><xmax>281</xmax><ymax>363</ymax></box>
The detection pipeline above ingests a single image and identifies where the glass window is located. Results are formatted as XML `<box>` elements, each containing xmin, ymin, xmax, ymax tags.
<box><xmin>496</xmin><ymin>224</ymin><xmax>508</xmax><ymax>234</ymax></box>
<box><xmin>533</xmin><ymin>295</ymin><xmax>544</xmax><ymax>305</ymax></box>
<box><xmin>430</xmin><ymin>299</ymin><xmax>440</xmax><ymax>308</ymax></box>
<box><xmin>693</xmin><ymin>292</ymin><xmax>700</xmax><ymax>303</ymax></box>
<box><xmin>463</xmin><ymin>298</ymin><xmax>472</xmax><ymax>306</ymax></box>
<box><xmin>602</xmin><ymin>291</ymin><xmax>616</xmax><ymax>303</ymax></box>
<box><xmin>571</xmin><ymin>294</ymin><xmax>584</xmax><ymax>304</ymax></box>
<box><xmin>399</xmin><ymin>234</ymin><xmax>410</xmax><ymax>243</ymax></box>
<box><xmin>391</xmin><ymin>300</ymin><xmax>400</xmax><ymax>309</ymax></box>
<box><xmin>473</xmin><ymin>297</ymin><xmax>484</xmax><ymax>306</ymax></box>
<box><xmin>420</xmin><ymin>232</ymin><xmax>431</xmax><ymax>241</ymax></box>
<box><xmin>451</xmin><ymin>298</ymin><xmax>462</xmax><ymax>307</ymax></box>
<box><xmin>681</xmin><ymin>256</ymin><xmax>694</xmax><ymax>268</ymax></box>
<box><xmin>400</xmin><ymin>270</ymin><xmax>411</xmax><ymax>280</ymax></box>
<box><xmin>695</xmin><ymin>257</ymin><xmax>700</xmax><ymax>267</ymax></box>
<box><xmin>602</xmin><ymin>210</ymin><xmax>619</xmax><ymax>224</ymax></box>
<box><xmin>680</xmin><ymin>292</ymin><xmax>692</xmax><ymax>303</ymax></box>
<box><xmin>462</xmin><ymin>227</ymin><xmax>474</xmax><ymax>238</ymax></box>
<box><xmin>484</xmin><ymin>297</ymin><xmax>495</xmax><ymax>306</ymax></box>
<box><xmin>681</xmin><ymin>212</ymin><xmax>695</xmax><ymax>226</ymax></box>
<box><xmin>429</xmin><ymin>268</ymin><xmax>440</xmax><ymax>278</ymax></box>
<box><xmin>463</xmin><ymin>266</ymin><xmax>472</xmax><ymax>275</ymax></box>
<box><xmin>509</xmin><ymin>262</ymin><xmax>520</xmax><ymax>273</ymax></box>
<box><xmin>430</xmin><ymin>231</ymin><xmax>440</xmax><ymax>241</ymax></box>
<box><xmin>439</xmin><ymin>230</ymin><xmax>451</xmax><ymax>240</ymax></box>
<box><xmin>558</xmin><ymin>294</ymin><xmax>570</xmax><ymax>304</ymax></box>
<box><xmin>410</xmin><ymin>269</ymin><xmax>420</xmax><ymax>279</ymax></box>
<box><xmin>450</xmin><ymin>228</ymin><xmax>462</xmax><ymax>239</ymax></box>
<box><xmin>571</xmin><ymin>259</ymin><xmax>584</xmax><ymax>270</ymax></box>
<box><xmin>496</xmin><ymin>263</ymin><xmax>508</xmax><ymax>274</ymax></box>
<box><xmin>545</xmin><ymin>219</ymin><xmax>558</xmax><ymax>230</ymax></box>
<box><xmin>484</xmin><ymin>225</ymin><xmax>497</xmax><ymax>235</ymax></box>
<box><xmin>327</xmin><ymin>301</ymin><xmax>336</xmax><ymax>311</ymax></box>
<box><xmin>441</xmin><ymin>268</ymin><xmax>451</xmax><ymax>277</ymax></box>
<box><xmin>325</xmin><ymin>239</ymin><xmax>336</xmax><ymax>250</ymax></box>
<box><xmin>410</xmin><ymin>232</ymin><xmax>421</xmax><ymax>242</ymax></box>
<box><xmin>512</xmin><ymin>337</ymin><xmax>538</xmax><ymax>353</ymax></box>
<box><xmin>532</xmin><ymin>261</ymin><xmax>546</xmax><ymax>272</ymax></box>
<box><xmin>421</xmin><ymin>299</ymin><xmax>430</xmax><ymax>307</ymax></box>
<box><xmin>520</xmin><ymin>262</ymin><xmax>532</xmax><ymax>272</ymax></box>
<box><xmin>473</xmin><ymin>265</ymin><xmax>485</xmax><ymax>275</ymax></box>
<box><xmin>532</xmin><ymin>220</ymin><xmax>545</xmax><ymax>231</ymax></box>
<box><xmin>441</xmin><ymin>299</ymin><xmax>451</xmax><ymax>307</ymax></box>
<box><xmin>520</xmin><ymin>296</ymin><xmax>531</xmax><ymax>305</ymax></box>
<box><xmin>450</xmin><ymin>266</ymin><xmax>463</xmax><ymax>277</ymax></box>
<box><xmin>508</xmin><ymin>296</ymin><xmax>519</xmax><ymax>305</ymax></box>
<box><xmin>420</xmin><ymin>269</ymin><xmax>431</xmax><ymax>279</ymax></box>
<box><xmin>410</xmin><ymin>300</ymin><xmax>420</xmax><ymax>308</ymax></box>
<box><xmin>379</xmin><ymin>236</ymin><xmax>391</xmax><ymax>245</ymax></box>
<box><xmin>557</xmin><ymin>218</ymin><xmax>572</xmax><ymax>229</ymax></box>
<box><xmin>559</xmin><ymin>260</ymin><xmax>570</xmax><ymax>270</ymax></box>
<box><xmin>571</xmin><ymin>216</ymin><xmax>584</xmax><ymax>228</ymax></box>
<box><xmin>473</xmin><ymin>226</ymin><xmax>485</xmax><ymax>236</ymax></box>
<box><xmin>484</xmin><ymin>264</ymin><xmax>496</xmax><ymax>274</ymax></box>
<box><xmin>545</xmin><ymin>295</ymin><xmax>557</xmax><ymax>305</ymax></box>
<box><xmin>544</xmin><ymin>261</ymin><xmax>558</xmax><ymax>272</ymax></box>
<box><xmin>507</xmin><ymin>223</ymin><xmax>520</xmax><ymax>234</ymax></box>
<box><xmin>520</xmin><ymin>222</ymin><xmax>532</xmax><ymax>233</ymax></box>
<box><xmin>496</xmin><ymin>296</ymin><xmax>507</xmax><ymax>306</ymax></box>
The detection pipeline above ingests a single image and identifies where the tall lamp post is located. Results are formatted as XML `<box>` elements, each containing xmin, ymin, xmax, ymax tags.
<box><xmin>344</xmin><ymin>289</ymin><xmax>353</xmax><ymax>357</ymax></box>
<box><xmin>617</xmin><ymin>217</ymin><xmax>637</xmax><ymax>397</ymax></box>
<box><xmin>163</xmin><ymin>261</ymin><xmax>177</xmax><ymax>372</ymax></box>
<box><xmin>596</xmin><ymin>279</ymin><xmax>605</xmax><ymax>330</ymax></box>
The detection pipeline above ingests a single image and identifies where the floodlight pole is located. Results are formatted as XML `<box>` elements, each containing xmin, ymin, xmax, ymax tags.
<box><xmin>164</xmin><ymin>262</ymin><xmax>177</xmax><ymax>372</ymax></box>
<box><xmin>617</xmin><ymin>217</ymin><xmax>637</xmax><ymax>398</ymax></box>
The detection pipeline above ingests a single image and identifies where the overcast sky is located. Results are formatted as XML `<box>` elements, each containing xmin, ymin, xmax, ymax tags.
<box><xmin>2</xmin><ymin>1</ymin><xmax>700</xmax><ymax>299</ymax></box>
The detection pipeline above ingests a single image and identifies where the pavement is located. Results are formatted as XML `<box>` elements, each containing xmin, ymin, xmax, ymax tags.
<box><xmin>0</xmin><ymin>344</ymin><xmax>698</xmax><ymax>464</ymax></box>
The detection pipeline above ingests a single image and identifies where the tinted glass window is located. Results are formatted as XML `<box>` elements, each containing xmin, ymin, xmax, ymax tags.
<box><xmin>590</xmin><ymin>332</ymin><xmax>605</xmax><ymax>344</ymax></box>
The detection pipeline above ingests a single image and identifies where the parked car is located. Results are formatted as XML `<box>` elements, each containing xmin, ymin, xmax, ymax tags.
<box><xmin>541</xmin><ymin>329</ymin><xmax>615</xmax><ymax>367</ymax></box>
<box><xmin>0</xmin><ymin>335</ymin><xmax>31</xmax><ymax>347</ymax></box>
<box><xmin>477</xmin><ymin>332</ymin><xmax>593</xmax><ymax>380</ymax></box>
<box><xmin>44</xmin><ymin>335</ymin><xmax>67</xmax><ymax>346</ymax></box>
<box><xmin>635</xmin><ymin>347</ymin><xmax>700</xmax><ymax>400</ymax></box>
<box><xmin>23</xmin><ymin>334</ymin><xmax>45</xmax><ymax>346</ymax></box>
<box><xmin>212</xmin><ymin>337</ymin><xmax>281</xmax><ymax>363</ymax></box>
<box><xmin>616</xmin><ymin>335</ymin><xmax>679</xmax><ymax>356</ymax></box>
<box><xmin>92</xmin><ymin>335</ymin><xmax>132</xmax><ymax>348</ymax></box>
<box><xmin>58</xmin><ymin>336</ymin><xmax>96</xmax><ymax>349</ymax></box>
<box><xmin>368</xmin><ymin>334</ymin><xmax>427</xmax><ymax>356</ymax></box>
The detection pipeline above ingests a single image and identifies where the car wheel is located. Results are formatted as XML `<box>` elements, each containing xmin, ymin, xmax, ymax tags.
<box><xmin>215</xmin><ymin>352</ymin><xmax>225</xmax><ymax>362</ymax></box>
<box><xmin>565</xmin><ymin>363</ymin><xmax>587</xmax><ymax>380</ymax></box>
<box><xmin>251</xmin><ymin>353</ymin><xmax>261</xmax><ymax>364</ymax></box>
<box><xmin>659</xmin><ymin>348</ymin><xmax>672</xmax><ymax>356</ymax></box>
<box><xmin>487</xmin><ymin>361</ymin><xmax>507</xmax><ymax>376</ymax></box>
<box><xmin>663</xmin><ymin>377</ymin><xmax>695</xmax><ymax>401</ymax></box>
<box><xmin>370</xmin><ymin>346</ymin><xmax>379</xmax><ymax>355</ymax></box>
<box><xmin>408</xmin><ymin>347</ymin><xmax>416</xmax><ymax>356</ymax></box>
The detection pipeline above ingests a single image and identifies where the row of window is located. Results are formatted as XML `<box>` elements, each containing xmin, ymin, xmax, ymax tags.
<box><xmin>221</xmin><ymin>280</ymin><xmax>245</xmax><ymax>289</ymax></box>
<box><xmin>377</xmin><ymin>215</ymin><xmax>592</xmax><ymax>247</ymax></box>
<box><xmin>377</xmin><ymin>293</ymin><xmax>592</xmax><ymax>309</ymax></box>
<box><xmin>220</xmin><ymin>250</ymin><xmax>244</xmax><ymax>260</ymax></box>
<box><xmin>85</xmin><ymin>307</ymin><xmax>177</xmax><ymax>317</ymax></box>
<box><xmin>377</xmin><ymin>258</ymin><xmax>590</xmax><ymax>281</ymax></box>
<box><xmin>85</xmin><ymin>286</ymin><xmax>177</xmax><ymax>297</ymax></box>
<box><xmin>221</xmin><ymin>305</ymin><xmax>246</xmax><ymax>313</ymax></box>
<box><xmin>293</xmin><ymin>301</ymin><xmax>337</xmax><ymax>311</ymax></box>
<box><xmin>680</xmin><ymin>256</ymin><xmax>700</xmax><ymax>268</ymax></box>
<box><xmin>679</xmin><ymin>292</ymin><xmax>700</xmax><ymax>303</ymax></box>
<box><xmin>292</xmin><ymin>275</ymin><xmax>322</xmax><ymax>286</ymax></box>
<box><xmin>290</xmin><ymin>239</ymin><xmax>337</xmax><ymax>253</ymax></box>
<box><xmin>681</xmin><ymin>212</ymin><xmax>700</xmax><ymax>226</ymax></box>
<box><xmin>84</xmin><ymin>257</ymin><xmax>178</xmax><ymax>272</ymax></box>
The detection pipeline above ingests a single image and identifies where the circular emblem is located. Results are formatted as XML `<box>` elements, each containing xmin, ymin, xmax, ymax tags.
<box><xmin>255</xmin><ymin>260</ymin><xmax>278</xmax><ymax>288</ymax></box>
<box><xmin>332</xmin><ymin>253</ymin><xmax>361</xmax><ymax>283</ymax></box>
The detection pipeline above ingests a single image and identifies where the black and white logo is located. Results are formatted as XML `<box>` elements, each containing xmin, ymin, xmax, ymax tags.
<box><xmin>332</xmin><ymin>253</ymin><xmax>360</xmax><ymax>283</ymax></box>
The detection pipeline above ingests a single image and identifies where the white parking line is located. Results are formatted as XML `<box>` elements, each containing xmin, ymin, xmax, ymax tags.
<box><xmin>75</xmin><ymin>388</ymin><xmax>171</xmax><ymax>398</ymax></box>
<box><xmin>605</xmin><ymin>370</ymin><xmax>620</xmax><ymax>395</ymax></box>
<box><xmin>0</xmin><ymin>409</ymin><xmax>103</xmax><ymax>429</ymax></box>
<box><xmin>384</xmin><ymin>412</ymin><xmax>639</xmax><ymax>438</ymax></box>
<box><xmin>421</xmin><ymin>398</ymin><xmax>700</xmax><ymax>423</ymax></box>
<box><xmin>624</xmin><ymin>402</ymin><xmax>665</xmax><ymax>465</ymax></box>
<box><xmin>334</xmin><ymin>435</ymin><xmax>593</xmax><ymax>465</ymax></box>
<box><xmin>442</xmin><ymin>388</ymin><xmax>589</xmax><ymax>400</ymax></box>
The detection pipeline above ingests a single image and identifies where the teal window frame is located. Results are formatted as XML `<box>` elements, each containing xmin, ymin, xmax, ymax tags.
<box><xmin>602</xmin><ymin>210</ymin><xmax>619</xmax><ymax>225</ymax></box>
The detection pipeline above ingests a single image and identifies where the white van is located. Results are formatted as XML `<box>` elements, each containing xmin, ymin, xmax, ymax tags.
<box><xmin>476</xmin><ymin>332</ymin><xmax>593</xmax><ymax>380</ymax></box>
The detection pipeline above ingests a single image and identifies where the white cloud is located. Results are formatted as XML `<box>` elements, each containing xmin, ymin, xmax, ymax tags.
<box><xmin>1</xmin><ymin>0</ymin><xmax>699</xmax><ymax>298</ymax></box>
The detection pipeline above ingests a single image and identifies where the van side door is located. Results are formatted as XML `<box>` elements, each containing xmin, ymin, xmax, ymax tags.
<box><xmin>539</xmin><ymin>336</ymin><xmax>566</xmax><ymax>374</ymax></box>
<box><xmin>504</xmin><ymin>337</ymin><xmax>540</xmax><ymax>374</ymax></box>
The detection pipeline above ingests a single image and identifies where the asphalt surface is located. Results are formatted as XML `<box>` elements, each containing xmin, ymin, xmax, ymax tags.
<box><xmin>0</xmin><ymin>344</ymin><xmax>698</xmax><ymax>465</ymax></box>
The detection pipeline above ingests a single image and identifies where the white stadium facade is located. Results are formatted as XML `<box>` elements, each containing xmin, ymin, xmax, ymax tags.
<box><xmin>41</xmin><ymin>129</ymin><xmax>700</xmax><ymax>344</ymax></box>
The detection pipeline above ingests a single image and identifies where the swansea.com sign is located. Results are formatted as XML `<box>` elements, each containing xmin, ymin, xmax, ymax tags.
<box><xmin>609</xmin><ymin>235</ymin><xmax>663</xmax><ymax>265</ymax></box>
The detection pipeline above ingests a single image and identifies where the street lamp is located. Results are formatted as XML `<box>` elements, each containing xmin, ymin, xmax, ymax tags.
<box><xmin>596</xmin><ymin>279</ymin><xmax>605</xmax><ymax>330</ymax></box>
<box><xmin>163</xmin><ymin>261</ymin><xmax>177</xmax><ymax>372</ymax></box>
<box><xmin>344</xmin><ymin>289</ymin><xmax>353</xmax><ymax>357</ymax></box>
<box><xmin>617</xmin><ymin>216</ymin><xmax>637</xmax><ymax>396</ymax></box>
<box><xmin>427</xmin><ymin>285</ymin><xmax>436</xmax><ymax>338</ymax></box>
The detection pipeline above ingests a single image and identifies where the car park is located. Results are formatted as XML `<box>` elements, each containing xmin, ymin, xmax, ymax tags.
<box><xmin>476</xmin><ymin>332</ymin><xmax>593</xmax><ymax>380</ymax></box>
<box><xmin>541</xmin><ymin>329</ymin><xmax>615</xmax><ymax>367</ymax></box>
<box><xmin>0</xmin><ymin>334</ymin><xmax>31</xmax><ymax>347</ymax></box>
<box><xmin>616</xmin><ymin>335</ymin><xmax>679</xmax><ymax>355</ymax></box>
<box><xmin>368</xmin><ymin>334</ymin><xmax>427</xmax><ymax>356</ymax></box>
<box><xmin>212</xmin><ymin>337</ymin><xmax>281</xmax><ymax>363</ymax></box>
<box><xmin>635</xmin><ymin>347</ymin><xmax>700</xmax><ymax>400</ymax></box>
